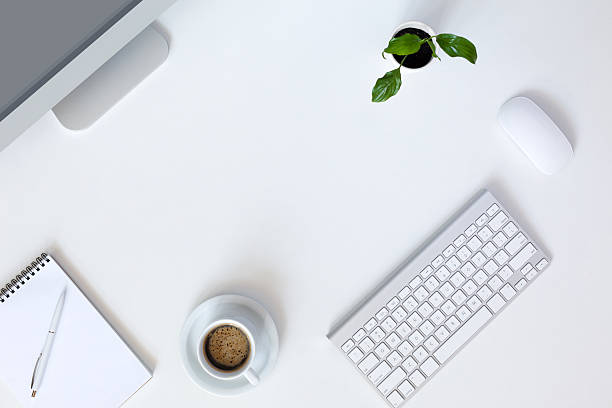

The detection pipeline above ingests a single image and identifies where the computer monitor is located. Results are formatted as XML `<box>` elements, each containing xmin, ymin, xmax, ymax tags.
<box><xmin>0</xmin><ymin>0</ymin><xmax>176</xmax><ymax>151</ymax></box>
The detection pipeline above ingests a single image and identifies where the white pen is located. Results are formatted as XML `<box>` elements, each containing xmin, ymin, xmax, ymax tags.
<box><xmin>31</xmin><ymin>287</ymin><xmax>66</xmax><ymax>397</ymax></box>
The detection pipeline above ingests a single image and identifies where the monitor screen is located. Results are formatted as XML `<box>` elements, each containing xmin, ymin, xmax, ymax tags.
<box><xmin>0</xmin><ymin>0</ymin><xmax>142</xmax><ymax>122</ymax></box>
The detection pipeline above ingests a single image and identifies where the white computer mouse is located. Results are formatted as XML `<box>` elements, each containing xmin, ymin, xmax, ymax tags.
<box><xmin>498</xmin><ymin>96</ymin><xmax>573</xmax><ymax>175</ymax></box>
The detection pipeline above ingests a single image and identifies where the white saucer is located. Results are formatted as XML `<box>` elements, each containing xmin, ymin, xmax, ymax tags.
<box><xmin>180</xmin><ymin>294</ymin><xmax>279</xmax><ymax>396</ymax></box>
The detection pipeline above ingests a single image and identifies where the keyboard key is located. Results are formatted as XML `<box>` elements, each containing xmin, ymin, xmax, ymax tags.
<box><xmin>387</xmin><ymin>351</ymin><xmax>403</xmax><ymax>367</ymax></box>
<box><xmin>488</xmin><ymin>211</ymin><xmax>508</xmax><ymax>231</ymax></box>
<box><xmin>360</xmin><ymin>337</ymin><xmax>375</xmax><ymax>353</ymax></box>
<box><xmin>409</xmin><ymin>276</ymin><xmax>423</xmax><ymax>289</ymax></box>
<box><xmin>445</xmin><ymin>316</ymin><xmax>460</xmax><ymax>331</ymax></box>
<box><xmin>456</xmin><ymin>305</ymin><xmax>471</xmax><ymax>321</ymax></box>
<box><xmin>451</xmin><ymin>289</ymin><xmax>467</xmax><ymax>305</ymax></box>
<box><xmin>398</xmin><ymin>340</ymin><xmax>413</xmax><ymax>356</ymax></box>
<box><xmin>450</xmin><ymin>272</ymin><xmax>466</xmax><ymax>287</ymax></box>
<box><xmin>424</xmin><ymin>336</ymin><xmax>439</xmax><ymax>352</ymax></box>
<box><xmin>441</xmin><ymin>299</ymin><xmax>456</xmax><ymax>315</ymax></box>
<box><xmin>413</xmin><ymin>346</ymin><xmax>428</xmax><ymax>362</ymax></box>
<box><xmin>536</xmin><ymin>258</ymin><xmax>549</xmax><ymax>270</ymax></box>
<box><xmin>506</xmin><ymin>232</ymin><xmax>527</xmax><ymax>255</ymax></box>
<box><xmin>482</xmin><ymin>242</ymin><xmax>497</xmax><ymax>257</ymax></box>
<box><xmin>477</xmin><ymin>285</ymin><xmax>493</xmax><ymax>301</ymax></box>
<box><xmin>503</xmin><ymin>222</ymin><xmax>518</xmax><ymax>237</ymax></box>
<box><xmin>478</xmin><ymin>226</ymin><xmax>493</xmax><ymax>241</ymax></box>
<box><xmin>460</xmin><ymin>261</ymin><xmax>476</xmax><ymax>276</ymax></box>
<box><xmin>387</xmin><ymin>297</ymin><xmax>400</xmax><ymax>310</ymax></box>
<box><xmin>487</xmin><ymin>293</ymin><xmax>505</xmax><ymax>313</ymax></box>
<box><xmin>382</xmin><ymin>317</ymin><xmax>397</xmax><ymax>332</ymax></box>
<box><xmin>500</xmin><ymin>283</ymin><xmax>516</xmax><ymax>300</ymax></box>
<box><xmin>494</xmin><ymin>249</ymin><xmax>510</xmax><ymax>265</ymax></box>
<box><xmin>462</xmin><ymin>279</ymin><xmax>478</xmax><ymax>295</ymax></box>
<box><xmin>509</xmin><ymin>243</ymin><xmax>536</xmax><ymax>271</ymax></box>
<box><xmin>484</xmin><ymin>260</ymin><xmax>499</xmax><ymax>275</ymax></box>
<box><xmin>409</xmin><ymin>370</ymin><xmax>426</xmax><ymax>387</ymax></box>
<box><xmin>396</xmin><ymin>322</ymin><xmax>411</xmax><ymax>338</ymax></box>
<box><xmin>424</xmin><ymin>276</ymin><xmax>440</xmax><ymax>291</ymax></box>
<box><xmin>420</xmin><ymin>357</ymin><xmax>440</xmax><ymax>376</ymax></box>
<box><xmin>446</xmin><ymin>256</ymin><xmax>461</xmax><ymax>271</ymax></box>
<box><xmin>342</xmin><ymin>339</ymin><xmax>354</xmax><ymax>352</ymax></box>
<box><xmin>430</xmin><ymin>310</ymin><xmax>445</xmax><ymax>325</ymax></box>
<box><xmin>467</xmin><ymin>236</ymin><xmax>482</xmax><ymax>251</ymax></box>
<box><xmin>419</xmin><ymin>320</ymin><xmax>434</xmax><ymax>335</ymax></box>
<box><xmin>457</xmin><ymin>246</ymin><xmax>471</xmax><ymax>261</ymax></box>
<box><xmin>417</xmin><ymin>302</ymin><xmax>433</xmax><ymax>317</ymax></box>
<box><xmin>375</xmin><ymin>342</ymin><xmax>391</xmax><ymax>358</ymax></box>
<box><xmin>435</xmin><ymin>266</ymin><xmax>451</xmax><ymax>281</ymax></box>
<box><xmin>521</xmin><ymin>263</ymin><xmax>533</xmax><ymax>275</ymax></box>
<box><xmin>434</xmin><ymin>326</ymin><xmax>450</xmax><ymax>341</ymax></box>
<box><xmin>443</xmin><ymin>245</ymin><xmax>455</xmax><ymax>257</ymax></box>
<box><xmin>434</xmin><ymin>307</ymin><xmax>492</xmax><ymax>363</ymax></box>
<box><xmin>432</xmin><ymin>256</ymin><xmax>444</xmax><ymax>268</ymax></box>
<box><xmin>414</xmin><ymin>287</ymin><xmax>429</xmax><ymax>302</ymax></box>
<box><xmin>376</xmin><ymin>308</ymin><xmax>389</xmax><ymax>320</ymax></box>
<box><xmin>386</xmin><ymin>333</ymin><xmax>401</xmax><ymax>348</ymax></box>
<box><xmin>429</xmin><ymin>292</ymin><xmax>444</xmax><ymax>307</ymax></box>
<box><xmin>358</xmin><ymin>353</ymin><xmax>379</xmax><ymax>373</ymax></box>
<box><xmin>401</xmin><ymin>356</ymin><xmax>418</xmax><ymax>372</ymax></box>
<box><xmin>387</xmin><ymin>391</ymin><xmax>404</xmax><ymax>407</ymax></box>
<box><xmin>398</xmin><ymin>380</ymin><xmax>415</xmax><ymax>397</ymax></box>
<box><xmin>365</xmin><ymin>318</ymin><xmax>378</xmax><ymax>332</ymax></box>
<box><xmin>492</xmin><ymin>232</ymin><xmax>508</xmax><ymax>247</ymax></box>
<box><xmin>472</xmin><ymin>252</ymin><xmax>487</xmax><ymax>267</ymax></box>
<box><xmin>371</xmin><ymin>327</ymin><xmax>385</xmax><ymax>342</ymax></box>
<box><xmin>465</xmin><ymin>224</ymin><xmax>478</xmax><ymax>236</ymax></box>
<box><xmin>499</xmin><ymin>265</ymin><xmax>513</xmax><ymax>281</ymax></box>
<box><xmin>353</xmin><ymin>329</ymin><xmax>366</xmax><ymax>342</ymax></box>
<box><xmin>420</xmin><ymin>266</ymin><xmax>434</xmax><ymax>278</ymax></box>
<box><xmin>488</xmin><ymin>275</ymin><xmax>503</xmax><ymax>290</ymax></box>
<box><xmin>486</xmin><ymin>203</ymin><xmax>499</xmax><ymax>216</ymax></box>
<box><xmin>525</xmin><ymin>269</ymin><xmax>538</xmax><ymax>280</ymax></box>
<box><xmin>398</xmin><ymin>286</ymin><xmax>411</xmax><ymax>299</ymax></box>
<box><xmin>453</xmin><ymin>235</ymin><xmax>467</xmax><ymax>247</ymax></box>
<box><xmin>466</xmin><ymin>295</ymin><xmax>482</xmax><ymax>311</ymax></box>
<box><xmin>476</xmin><ymin>214</ymin><xmax>488</xmax><ymax>226</ymax></box>
<box><xmin>407</xmin><ymin>312</ymin><xmax>423</xmax><ymax>328</ymax></box>
<box><xmin>368</xmin><ymin>361</ymin><xmax>391</xmax><ymax>384</ymax></box>
<box><xmin>515</xmin><ymin>278</ymin><xmax>527</xmax><ymax>290</ymax></box>
<box><xmin>403</xmin><ymin>296</ymin><xmax>418</xmax><ymax>311</ymax></box>
<box><xmin>348</xmin><ymin>347</ymin><xmax>364</xmax><ymax>362</ymax></box>
<box><xmin>392</xmin><ymin>306</ymin><xmax>408</xmax><ymax>322</ymax></box>
<box><xmin>440</xmin><ymin>282</ymin><xmax>454</xmax><ymax>297</ymax></box>
<box><xmin>473</xmin><ymin>270</ymin><xmax>487</xmax><ymax>285</ymax></box>
<box><xmin>408</xmin><ymin>331</ymin><xmax>424</xmax><ymax>346</ymax></box>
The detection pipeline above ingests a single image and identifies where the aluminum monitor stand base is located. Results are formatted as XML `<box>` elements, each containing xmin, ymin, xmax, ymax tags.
<box><xmin>52</xmin><ymin>24</ymin><xmax>168</xmax><ymax>130</ymax></box>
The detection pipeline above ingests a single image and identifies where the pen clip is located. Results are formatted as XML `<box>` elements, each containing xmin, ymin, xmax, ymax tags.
<box><xmin>31</xmin><ymin>353</ymin><xmax>42</xmax><ymax>389</ymax></box>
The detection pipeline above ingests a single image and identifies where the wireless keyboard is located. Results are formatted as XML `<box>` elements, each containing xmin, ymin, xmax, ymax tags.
<box><xmin>328</xmin><ymin>190</ymin><xmax>550</xmax><ymax>407</ymax></box>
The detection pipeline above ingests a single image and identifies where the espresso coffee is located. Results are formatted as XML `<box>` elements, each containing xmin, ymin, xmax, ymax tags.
<box><xmin>204</xmin><ymin>324</ymin><xmax>250</xmax><ymax>372</ymax></box>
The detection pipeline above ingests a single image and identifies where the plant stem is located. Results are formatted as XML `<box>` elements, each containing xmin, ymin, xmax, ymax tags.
<box><xmin>398</xmin><ymin>54</ymin><xmax>408</xmax><ymax>68</ymax></box>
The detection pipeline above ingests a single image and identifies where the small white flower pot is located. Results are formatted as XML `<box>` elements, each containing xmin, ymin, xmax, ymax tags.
<box><xmin>387</xmin><ymin>21</ymin><xmax>436</xmax><ymax>73</ymax></box>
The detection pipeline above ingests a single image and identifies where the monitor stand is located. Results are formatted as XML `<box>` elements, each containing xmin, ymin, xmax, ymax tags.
<box><xmin>52</xmin><ymin>24</ymin><xmax>168</xmax><ymax>130</ymax></box>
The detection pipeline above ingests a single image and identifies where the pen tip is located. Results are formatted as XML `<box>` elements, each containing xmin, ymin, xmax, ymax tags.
<box><xmin>31</xmin><ymin>390</ymin><xmax>36</xmax><ymax>398</ymax></box>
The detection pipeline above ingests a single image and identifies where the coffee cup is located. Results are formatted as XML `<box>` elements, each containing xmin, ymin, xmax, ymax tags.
<box><xmin>198</xmin><ymin>318</ymin><xmax>260</xmax><ymax>385</ymax></box>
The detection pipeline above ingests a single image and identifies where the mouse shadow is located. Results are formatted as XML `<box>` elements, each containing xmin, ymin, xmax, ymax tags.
<box><xmin>519</xmin><ymin>90</ymin><xmax>577</xmax><ymax>151</ymax></box>
<box><xmin>47</xmin><ymin>244</ymin><xmax>158</xmax><ymax>372</ymax></box>
<box><xmin>190</xmin><ymin>261</ymin><xmax>287</xmax><ymax>345</ymax></box>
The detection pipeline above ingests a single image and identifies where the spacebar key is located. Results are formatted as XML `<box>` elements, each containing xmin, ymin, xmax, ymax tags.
<box><xmin>433</xmin><ymin>307</ymin><xmax>493</xmax><ymax>363</ymax></box>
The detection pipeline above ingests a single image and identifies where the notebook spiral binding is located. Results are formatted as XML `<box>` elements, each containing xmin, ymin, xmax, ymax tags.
<box><xmin>0</xmin><ymin>253</ymin><xmax>50</xmax><ymax>303</ymax></box>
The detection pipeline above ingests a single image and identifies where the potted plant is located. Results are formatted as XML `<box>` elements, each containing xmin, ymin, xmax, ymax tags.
<box><xmin>372</xmin><ymin>21</ymin><xmax>478</xmax><ymax>102</ymax></box>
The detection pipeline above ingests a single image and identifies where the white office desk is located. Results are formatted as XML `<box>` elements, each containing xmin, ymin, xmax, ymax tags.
<box><xmin>1</xmin><ymin>0</ymin><xmax>611</xmax><ymax>406</ymax></box>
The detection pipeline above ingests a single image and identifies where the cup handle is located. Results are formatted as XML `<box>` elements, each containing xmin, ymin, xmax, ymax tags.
<box><xmin>243</xmin><ymin>367</ymin><xmax>260</xmax><ymax>385</ymax></box>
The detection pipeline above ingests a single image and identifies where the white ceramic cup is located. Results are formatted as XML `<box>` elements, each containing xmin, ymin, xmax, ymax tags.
<box><xmin>198</xmin><ymin>318</ymin><xmax>260</xmax><ymax>385</ymax></box>
<box><xmin>389</xmin><ymin>21</ymin><xmax>436</xmax><ymax>73</ymax></box>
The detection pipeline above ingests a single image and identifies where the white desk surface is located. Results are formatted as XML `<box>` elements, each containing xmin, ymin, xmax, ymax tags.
<box><xmin>1</xmin><ymin>0</ymin><xmax>611</xmax><ymax>407</ymax></box>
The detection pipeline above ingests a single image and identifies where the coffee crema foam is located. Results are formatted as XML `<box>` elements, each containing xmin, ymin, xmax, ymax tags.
<box><xmin>205</xmin><ymin>325</ymin><xmax>250</xmax><ymax>371</ymax></box>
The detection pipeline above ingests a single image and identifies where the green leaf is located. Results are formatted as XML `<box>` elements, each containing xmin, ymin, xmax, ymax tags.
<box><xmin>436</xmin><ymin>34</ymin><xmax>477</xmax><ymax>63</ymax></box>
<box><xmin>372</xmin><ymin>68</ymin><xmax>402</xmax><ymax>103</ymax></box>
<box><xmin>384</xmin><ymin>33</ymin><xmax>422</xmax><ymax>56</ymax></box>
<box><xmin>426</xmin><ymin>38</ymin><xmax>440</xmax><ymax>60</ymax></box>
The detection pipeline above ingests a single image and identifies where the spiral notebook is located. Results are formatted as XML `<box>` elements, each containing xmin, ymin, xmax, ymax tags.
<box><xmin>0</xmin><ymin>253</ymin><xmax>151</xmax><ymax>407</ymax></box>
